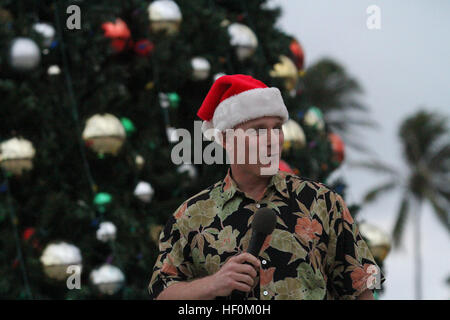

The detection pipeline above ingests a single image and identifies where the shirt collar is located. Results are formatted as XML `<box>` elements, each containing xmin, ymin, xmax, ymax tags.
<box><xmin>220</xmin><ymin>167</ymin><xmax>288</xmax><ymax>201</ymax></box>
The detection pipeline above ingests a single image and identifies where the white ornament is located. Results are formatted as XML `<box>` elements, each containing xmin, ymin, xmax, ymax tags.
<box><xmin>148</xmin><ymin>0</ymin><xmax>182</xmax><ymax>34</ymax></box>
<box><xmin>158</xmin><ymin>92</ymin><xmax>170</xmax><ymax>109</ymax></box>
<box><xmin>177</xmin><ymin>163</ymin><xmax>197</xmax><ymax>180</ymax></box>
<box><xmin>96</xmin><ymin>221</ymin><xmax>117</xmax><ymax>242</ymax></box>
<box><xmin>48</xmin><ymin>65</ymin><xmax>61</xmax><ymax>75</ymax></box>
<box><xmin>90</xmin><ymin>264</ymin><xmax>125</xmax><ymax>295</ymax></box>
<box><xmin>10</xmin><ymin>37</ymin><xmax>41</xmax><ymax>70</ymax></box>
<box><xmin>191</xmin><ymin>57</ymin><xmax>210</xmax><ymax>81</ymax></box>
<box><xmin>82</xmin><ymin>113</ymin><xmax>126</xmax><ymax>155</ymax></box>
<box><xmin>32</xmin><ymin>22</ymin><xmax>55</xmax><ymax>47</ymax></box>
<box><xmin>40</xmin><ymin>242</ymin><xmax>82</xmax><ymax>281</ymax></box>
<box><xmin>166</xmin><ymin>127</ymin><xmax>179</xmax><ymax>143</ymax></box>
<box><xmin>134</xmin><ymin>181</ymin><xmax>155</xmax><ymax>203</ymax></box>
<box><xmin>0</xmin><ymin>137</ymin><xmax>36</xmax><ymax>175</ymax></box>
<box><xmin>227</xmin><ymin>23</ymin><xmax>258</xmax><ymax>61</ymax></box>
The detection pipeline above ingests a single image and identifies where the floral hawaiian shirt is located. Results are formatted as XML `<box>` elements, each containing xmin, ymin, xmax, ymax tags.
<box><xmin>148</xmin><ymin>168</ymin><xmax>385</xmax><ymax>300</ymax></box>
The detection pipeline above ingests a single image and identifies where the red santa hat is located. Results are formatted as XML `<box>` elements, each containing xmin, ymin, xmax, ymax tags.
<box><xmin>197</xmin><ymin>74</ymin><xmax>289</xmax><ymax>141</ymax></box>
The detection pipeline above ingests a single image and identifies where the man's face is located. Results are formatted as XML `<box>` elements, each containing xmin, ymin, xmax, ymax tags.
<box><xmin>222</xmin><ymin>116</ymin><xmax>284</xmax><ymax>176</ymax></box>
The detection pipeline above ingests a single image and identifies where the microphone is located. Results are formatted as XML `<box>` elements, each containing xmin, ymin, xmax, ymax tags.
<box><xmin>230</xmin><ymin>207</ymin><xmax>277</xmax><ymax>300</ymax></box>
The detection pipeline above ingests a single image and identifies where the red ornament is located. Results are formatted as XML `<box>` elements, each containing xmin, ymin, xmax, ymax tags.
<box><xmin>101</xmin><ymin>18</ymin><xmax>132</xmax><ymax>52</ymax></box>
<box><xmin>22</xmin><ymin>227</ymin><xmax>40</xmax><ymax>249</ymax></box>
<box><xmin>289</xmin><ymin>39</ymin><xmax>305</xmax><ymax>70</ymax></box>
<box><xmin>22</xmin><ymin>227</ymin><xmax>35</xmax><ymax>241</ymax></box>
<box><xmin>134</xmin><ymin>39</ymin><xmax>154</xmax><ymax>57</ymax></box>
<box><xmin>328</xmin><ymin>132</ymin><xmax>345</xmax><ymax>163</ymax></box>
<box><xmin>279</xmin><ymin>159</ymin><xmax>295</xmax><ymax>174</ymax></box>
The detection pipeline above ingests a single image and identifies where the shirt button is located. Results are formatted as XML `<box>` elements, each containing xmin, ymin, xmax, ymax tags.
<box><xmin>256</xmin><ymin>203</ymin><xmax>260</xmax><ymax>208</ymax></box>
<box><xmin>261</xmin><ymin>259</ymin><xmax>267</xmax><ymax>265</ymax></box>
<box><xmin>263</xmin><ymin>290</ymin><xmax>268</xmax><ymax>296</ymax></box>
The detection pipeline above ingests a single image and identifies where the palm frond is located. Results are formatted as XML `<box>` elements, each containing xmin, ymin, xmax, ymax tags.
<box><xmin>392</xmin><ymin>195</ymin><xmax>410</xmax><ymax>248</ymax></box>
<box><xmin>399</xmin><ymin>110</ymin><xmax>449</xmax><ymax>165</ymax></box>
<box><xmin>437</xmin><ymin>187</ymin><xmax>450</xmax><ymax>202</ymax></box>
<box><xmin>424</xmin><ymin>189</ymin><xmax>450</xmax><ymax>232</ymax></box>
<box><xmin>347</xmin><ymin>159</ymin><xmax>399</xmax><ymax>177</ymax></box>
<box><xmin>428</xmin><ymin>143</ymin><xmax>450</xmax><ymax>172</ymax></box>
<box><xmin>362</xmin><ymin>181</ymin><xmax>397</xmax><ymax>204</ymax></box>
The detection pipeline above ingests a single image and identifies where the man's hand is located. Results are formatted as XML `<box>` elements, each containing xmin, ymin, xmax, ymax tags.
<box><xmin>209</xmin><ymin>252</ymin><xmax>261</xmax><ymax>297</ymax></box>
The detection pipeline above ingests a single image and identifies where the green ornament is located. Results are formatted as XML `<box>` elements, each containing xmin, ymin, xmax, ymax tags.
<box><xmin>304</xmin><ymin>106</ymin><xmax>325</xmax><ymax>130</ymax></box>
<box><xmin>148</xmin><ymin>141</ymin><xmax>156</xmax><ymax>150</ymax></box>
<box><xmin>94</xmin><ymin>192</ymin><xmax>112</xmax><ymax>206</ymax></box>
<box><xmin>120</xmin><ymin>117</ymin><xmax>136</xmax><ymax>136</ymax></box>
<box><xmin>167</xmin><ymin>92</ymin><xmax>180</xmax><ymax>108</ymax></box>
<box><xmin>309</xmin><ymin>106</ymin><xmax>323</xmax><ymax>119</ymax></box>
<box><xmin>373</xmin><ymin>290</ymin><xmax>379</xmax><ymax>300</ymax></box>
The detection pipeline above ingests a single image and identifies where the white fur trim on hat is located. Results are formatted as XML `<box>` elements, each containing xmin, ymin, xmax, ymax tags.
<box><xmin>201</xmin><ymin>87</ymin><xmax>289</xmax><ymax>140</ymax></box>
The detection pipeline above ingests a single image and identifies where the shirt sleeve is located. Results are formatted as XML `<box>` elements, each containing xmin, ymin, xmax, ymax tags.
<box><xmin>148</xmin><ymin>202</ymin><xmax>194</xmax><ymax>299</ymax></box>
<box><xmin>326</xmin><ymin>193</ymin><xmax>386</xmax><ymax>300</ymax></box>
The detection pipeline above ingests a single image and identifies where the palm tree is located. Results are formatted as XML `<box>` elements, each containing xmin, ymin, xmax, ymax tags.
<box><xmin>302</xmin><ymin>58</ymin><xmax>379</xmax><ymax>155</ymax></box>
<box><xmin>350</xmin><ymin>109</ymin><xmax>450</xmax><ymax>300</ymax></box>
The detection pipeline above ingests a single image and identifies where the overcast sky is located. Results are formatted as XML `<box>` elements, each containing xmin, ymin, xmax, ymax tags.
<box><xmin>273</xmin><ymin>0</ymin><xmax>450</xmax><ymax>299</ymax></box>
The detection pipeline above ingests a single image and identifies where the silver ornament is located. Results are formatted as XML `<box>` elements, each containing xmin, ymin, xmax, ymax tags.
<box><xmin>177</xmin><ymin>163</ymin><xmax>197</xmax><ymax>180</ymax></box>
<box><xmin>47</xmin><ymin>65</ymin><xmax>61</xmax><ymax>75</ymax></box>
<box><xmin>191</xmin><ymin>57</ymin><xmax>210</xmax><ymax>81</ymax></box>
<box><xmin>40</xmin><ymin>242</ymin><xmax>82</xmax><ymax>281</ymax></box>
<box><xmin>96</xmin><ymin>221</ymin><xmax>117</xmax><ymax>242</ymax></box>
<box><xmin>227</xmin><ymin>23</ymin><xmax>258</xmax><ymax>61</ymax></box>
<box><xmin>82</xmin><ymin>113</ymin><xmax>126</xmax><ymax>156</ymax></box>
<box><xmin>147</xmin><ymin>0</ymin><xmax>182</xmax><ymax>35</ymax></box>
<box><xmin>9</xmin><ymin>37</ymin><xmax>41</xmax><ymax>70</ymax></box>
<box><xmin>134</xmin><ymin>181</ymin><xmax>155</xmax><ymax>203</ymax></box>
<box><xmin>0</xmin><ymin>137</ymin><xmax>36</xmax><ymax>175</ymax></box>
<box><xmin>32</xmin><ymin>22</ymin><xmax>55</xmax><ymax>47</ymax></box>
<box><xmin>90</xmin><ymin>264</ymin><xmax>125</xmax><ymax>295</ymax></box>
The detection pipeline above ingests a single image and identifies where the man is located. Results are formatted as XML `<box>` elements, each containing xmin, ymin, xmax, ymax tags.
<box><xmin>148</xmin><ymin>74</ymin><xmax>384</xmax><ymax>300</ymax></box>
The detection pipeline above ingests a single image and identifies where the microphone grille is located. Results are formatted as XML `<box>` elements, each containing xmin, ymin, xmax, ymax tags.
<box><xmin>251</xmin><ymin>208</ymin><xmax>277</xmax><ymax>235</ymax></box>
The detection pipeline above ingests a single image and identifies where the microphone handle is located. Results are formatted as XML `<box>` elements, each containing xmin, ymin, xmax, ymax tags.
<box><xmin>229</xmin><ymin>233</ymin><xmax>267</xmax><ymax>300</ymax></box>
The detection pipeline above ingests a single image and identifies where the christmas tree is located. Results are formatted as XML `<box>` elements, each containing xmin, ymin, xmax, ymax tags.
<box><xmin>0</xmin><ymin>0</ymin><xmax>383</xmax><ymax>299</ymax></box>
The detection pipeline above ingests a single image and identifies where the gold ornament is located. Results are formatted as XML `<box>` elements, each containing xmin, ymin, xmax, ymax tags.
<box><xmin>282</xmin><ymin>119</ymin><xmax>306</xmax><ymax>151</ymax></box>
<box><xmin>0</xmin><ymin>137</ymin><xmax>36</xmax><ymax>175</ymax></box>
<box><xmin>145</xmin><ymin>81</ymin><xmax>154</xmax><ymax>90</ymax></box>
<box><xmin>135</xmin><ymin>154</ymin><xmax>145</xmax><ymax>170</ymax></box>
<box><xmin>147</xmin><ymin>0</ymin><xmax>182</xmax><ymax>35</ymax></box>
<box><xmin>270</xmin><ymin>55</ymin><xmax>298</xmax><ymax>91</ymax></box>
<box><xmin>359</xmin><ymin>222</ymin><xmax>391</xmax><ymax>262</ymax></box>
<box><xmin>82</xmin><ymin>113</ymin><xmax>126</xmax><ymax>156</ymax></box>
<box><xmin>0</xmin><ymin>8</ymin><xmax>13</xmax><ymax>24</ymax></box>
